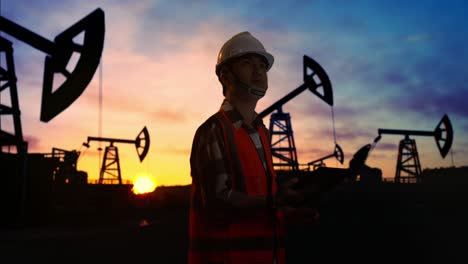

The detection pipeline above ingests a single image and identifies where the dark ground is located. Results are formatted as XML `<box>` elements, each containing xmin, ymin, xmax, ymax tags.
<box><xmin>1</xmin><ymin>179</ymin><xmax>468</xmax><ymax>264</ymax></box>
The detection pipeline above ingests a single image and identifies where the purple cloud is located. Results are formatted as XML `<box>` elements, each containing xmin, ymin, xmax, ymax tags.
<box><xmin>23</xmin><ymin>135</ymin><xmax>41</xmax><ymax>150</ymax></box>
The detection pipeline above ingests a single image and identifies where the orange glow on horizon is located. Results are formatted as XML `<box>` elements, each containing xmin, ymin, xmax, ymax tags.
<box><xmin>132</xmin><ymin>174</ymin><xmax>157</xmax><ymax>194</ymax></box>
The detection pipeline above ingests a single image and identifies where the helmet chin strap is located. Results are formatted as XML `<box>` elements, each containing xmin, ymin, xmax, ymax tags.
<box><xmin>232</xmin><ymin>72</ymin><xmax>266</xmax><ymax>99</ymax></box>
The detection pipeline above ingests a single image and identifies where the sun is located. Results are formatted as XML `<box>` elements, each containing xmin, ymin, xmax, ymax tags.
<box><xmin>132</xmin><ymin>174</ymin><xmax>157</xmax><ymax>194</ymax></box>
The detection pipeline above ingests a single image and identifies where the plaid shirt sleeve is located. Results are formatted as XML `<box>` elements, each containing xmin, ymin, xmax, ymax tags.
<box><xmin>190</xmin><ymin>116</ymin><xmax>249</xmax><ymax>209</ymax></box>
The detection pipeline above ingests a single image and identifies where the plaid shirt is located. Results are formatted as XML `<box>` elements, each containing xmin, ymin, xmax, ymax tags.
<box><xmin>190</xmin><ymin>99</ymin><xmax>269</xmax><ymax>209</ymax></box>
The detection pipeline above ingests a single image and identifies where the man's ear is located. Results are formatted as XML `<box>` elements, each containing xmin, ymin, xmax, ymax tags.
<box><xmin>220</xmin><ymin>66</ymin><xmax>233</xmax><ymax>86</ymax></box>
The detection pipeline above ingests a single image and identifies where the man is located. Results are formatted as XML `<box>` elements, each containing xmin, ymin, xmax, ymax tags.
<box><xmin>188</xmin><ymin>31</ymin><xmax>305</xmax><ymax>264</ymax></box>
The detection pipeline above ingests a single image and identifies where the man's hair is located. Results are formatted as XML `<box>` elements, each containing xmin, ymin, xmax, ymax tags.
<box><xmin>218</xmin><ymin>65</ymin><xmax>230</xmax><ymax>96</ymax></box>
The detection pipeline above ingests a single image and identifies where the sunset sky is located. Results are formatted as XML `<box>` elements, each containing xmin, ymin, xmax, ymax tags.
<box><xmin>1</xmin><ymin>0</ymin><xmax>467</xmax><ymax>187</ymax></box>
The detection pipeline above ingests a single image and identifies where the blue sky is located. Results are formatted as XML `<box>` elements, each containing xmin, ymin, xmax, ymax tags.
<box><xmin>1</xmin><ymin>0</ymin><xmax>467</xmax><ymax>185</ymax></box>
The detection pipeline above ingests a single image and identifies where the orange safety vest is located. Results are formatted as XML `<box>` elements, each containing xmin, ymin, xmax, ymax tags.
<box><xmin>189</xmin><ymin>110</ymin><xmax>285</xmax><ymax>264</ymax></box>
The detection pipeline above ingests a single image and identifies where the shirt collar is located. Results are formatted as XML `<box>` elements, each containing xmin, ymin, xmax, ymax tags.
<box><xmin>220</xmin><ymin>99</ymin><xmax>264</xmax><ymax>130</ymax></box>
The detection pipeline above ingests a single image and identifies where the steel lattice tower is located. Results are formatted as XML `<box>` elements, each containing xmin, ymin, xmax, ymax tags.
<box><xmin>269</xmin><ymin>108</ymin><xmax>299</xmax><ymax>170</ymax></box>
<box><xmin>395</xmin><ymin>137</ymin><xmax>422</xmax><ymax>183</ymax></box>
<box><xmin>0</xmin><ymin>37</ymin><xmax>26</xmax><ymax>154</ymax></box>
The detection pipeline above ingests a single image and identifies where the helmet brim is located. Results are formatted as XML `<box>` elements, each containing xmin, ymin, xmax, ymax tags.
<box><xmin>216</xmin><ymin>51</ymin><xmax>274</xmax><ymax>76</ymax></box>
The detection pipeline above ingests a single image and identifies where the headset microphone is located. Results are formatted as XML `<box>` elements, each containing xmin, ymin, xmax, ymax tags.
<box><xmin>232</xmin><ymin>72</ymin><xmax>266</xmax><ymax>99</ymax></box>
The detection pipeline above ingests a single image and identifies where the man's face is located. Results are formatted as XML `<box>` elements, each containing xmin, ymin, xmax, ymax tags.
<box><xmin>230</xmin><ymin>54</ymin><xmax>268</xmax><ymax>93</ymax></box>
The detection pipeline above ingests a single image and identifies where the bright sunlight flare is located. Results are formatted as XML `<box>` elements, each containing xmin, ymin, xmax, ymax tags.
<box><xmin>132</xmin><ymin>174</ymin><xmax>157</xmax><ymax>194</ymax></box>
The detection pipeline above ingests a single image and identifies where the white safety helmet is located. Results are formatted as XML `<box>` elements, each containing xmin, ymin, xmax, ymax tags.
<box><xmin>215</xmin><ymin>31</ymin><xmax>274</xmax><ymax>76</ymax></box>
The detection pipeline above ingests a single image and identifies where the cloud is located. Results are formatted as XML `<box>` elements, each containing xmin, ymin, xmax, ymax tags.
<box><xmin>149</xmin><ymin>109</ymin><xmax>188</xmax><ymax>123</ymax></box>
<box><xmin>301</xmin><ymin>125</ymin><xmax>374</xmax><ymax>143</ymax></box>
<box><xmin>383</xmin><ymin>86</ymin><xmax>468</xmax><ymax>122</ymax></box>
<box><xmin>374</xmin><ymin>142</ymin><xmax>398</xmax><ymax>151</ymax></box>
<box><xmin>23</xmin><ymin>135</ymin><xmax>41</xmax><ymax>151</ymax></box>
<box><xmin>297</xmin><ymin>145</ymin><xmax>338</xmax><ymax>160</ymax></box>
<box><xmin>406</xmin><ymin>34</ymin><xmax>431</xmax><ymax>43</ymax></box>
<box><xmin>383</xmin><ymin>71</ymin><xmax>409</xmax><ymax>86</ymax></box>
<box><xmin>4</xmin><ymin>0</ymin><xmax>468</xmax><ymax>186</ymax></box>
<box><xmin>417</xmin><ymin>92</ymin><xmax>468</xmax><ymax>118</ymax></box>
<box><xmin>160</xmin><ymin>145</ymin><xmax>191</xmax><ymax>156</ymax></box>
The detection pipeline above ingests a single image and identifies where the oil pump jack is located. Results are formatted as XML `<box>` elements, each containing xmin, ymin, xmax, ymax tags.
<box><xmin>0</xmin><ymin>8</ymin><xmax>105</xmax><ymax>224</ymax></box>
<box><xmin>257</xmin><ymin>55</ymin><xmax>372</xmax><ymax>206</ymax></box>
<box><xmin>0</xmin><ymin>7</ymin><xmax>104</xmax><ymax>158</ymax></box>
<box><xmin>258</xmin><ymin>55</ymin><xmax>334</xmax><ymax>171</ymax></box>
<box><xmin>373</xmin><ymin>114</ymin><xmax>453</xmax><ymax>183</ymax></box>
<box><xmin>83</xmin><ymin>126</ymin><xmax>150</xmax><ymax>185</ymax></box>
<box><xmin>307</xmin><ymin>143</ymin><xmax>344</xmax><ymax>171</ymax></box>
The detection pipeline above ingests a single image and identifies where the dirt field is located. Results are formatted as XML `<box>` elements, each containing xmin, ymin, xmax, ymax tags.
<box><xmin>2</xmin><ymin>182</ymin><xmax>467</xmax><ymax>263</ymax></box>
